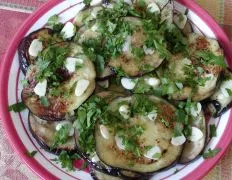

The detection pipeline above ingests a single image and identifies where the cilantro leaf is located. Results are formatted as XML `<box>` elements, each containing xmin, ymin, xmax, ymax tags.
<box><xmin>203</xmin><ymin>148</ymin><xmax>221</xmax><ymax>159</ymax></box>
<box><xmin>226</xmin><ymin>88</ymin><xmax>232</xmax><ymax>96</ymax></box>
<box><xmin>25</xmin><ymin>150</ymin><xmax>37</xmax><ymax>157</ymax></box>
<box><xmin>46</xmin><ymin>15</ymin><xmax>63</xmax><ymax>32</ymax></box>
<box><xmin>209</xmin><ymin>124</ymin><xmax>217</xmax><ymax>138</ymax></box>
<box><xmin>40</xmin><ymin>96</ymin><xmax>50</xmax><ymax>107</ymax></box>
<box><xmin>74</xmin><ymin>96</ymin><xmax>107</xmax><ymax>154</ymax></box>
<box><xmin>196</xmin><ymin>51</ymin><xmax>226</xmax><ymax>68</ymax></box>
<box><xmin>53</xmin><ymin>124</ymin><xmax>72</xmax><ymax>148</ymax></box>
<box><xmin>83</xmin><ymin>0</ymin><xmax>92</xmax><ymax>5</ymax></box>
<box><xmin>8</xmin><ymin>102</ymin><xmax>26</xmax><ymax>112</ymax></box>
<box><xmin>52</xmin><ymin>151</ymin><xmax>80</xmax><ymax>171</ymax></box>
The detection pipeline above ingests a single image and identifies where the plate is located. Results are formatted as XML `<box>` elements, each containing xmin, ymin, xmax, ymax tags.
<box><xmin>0</xmin><ymin>0</ymin><xmax>232</xmax><ymax>179</ymax></box>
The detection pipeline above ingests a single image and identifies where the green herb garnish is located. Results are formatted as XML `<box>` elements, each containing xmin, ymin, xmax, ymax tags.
<box><xmin>196</xmin><ymin>51</ymin><xmax>226</xmax><ymax>68</ymax></box>
<box><xmin>52</xmin><ymin>151</ymin><xmax>80</xmax><ymax>171</ymax></box>
<box><xmin>209</xmin><ymin>124</ymin><xmax>217</xmax><ymax>138</ymax></box>
<box><xmin>40</xmin><ymin>96</ymin><xmax>50</xmax><ymax>107</ymax></box>
<box><xmin>203</xmin><ymin>148</ymin><xmax>221</xmax><ymax>159</ymax></box>
<box><xmin>8</xmin><ymin>102</ymin><xmax>26</xmax><ymax>112</ymax></box>
<box><xmin>25</xmin><ymin>150</ymin><xmax>37</xmax><ymax>157</ymax></box>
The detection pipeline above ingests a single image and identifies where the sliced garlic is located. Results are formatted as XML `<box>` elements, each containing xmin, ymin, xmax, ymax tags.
<box><xmin>121</xmin><ymin>77</ymin><xmax>137</xmax><ymax>90</ymax></box>
<box><xmin>65</xmin><ymin>57</ymin><xmax>83</xmax><ymax>73</ymax></box>
<box><xmin>147</xmin><ymin>111</ymin><xmax>157</xmax><ymax>121</ymax></box>
<box><xmin>119</xmin><ymin>105</ymin><xmax>130</xmax><ymax>119</ymax></box>
<box><xmin>147</xmin><ymin>3</ymin><xmax>160</xmax><ymax>14</ymax></box>
<box><xmin>28</xmin><ymin>39</ymin><xmax>43</xmax><ymax>57</ymax></box>
<box><xmin>75</xmin><ymin>79</ymin><xmax>90</xmax><ymax>96</ymax></box>
<box><xmin>34</xmin><ymin>79</ymin><xmax>47</xmax><ymax>97</ymax></box>
<box><xmin>115</xmin><ymin>135</ymin><xmax>125</xmax><ymax>150</ymax></box>
<box><xmin>143</xmin><ymin>45</ymin><xmax>155</xmax><ymax>55</ymax></box>
<box><xmin>171</xmin><ymin>134</ymin><xmax>186</xmax><ymax>146</ymax></box>
<box><xmin>61</xmin><ymin>22</ymin><xmax>76</xmax><ymax>39</ymax></box>
<box><xmin>144</xmin><ymin>77</ymin><xmax>160</xmax><ymax>88</ymax></box>
<box><xmin>187</xmin><ymin>127</ymin><xmax>203</xmax><ymax>142</ymax></box>
<box><xmin>144</xmin><ymin>146</ymin><xmax>161</xmax><ymax>160</ymax></box>
<box><xmin>100</xmin><ymin>124</ymin><xmax>110</xmax><ymax>139</ymax></box>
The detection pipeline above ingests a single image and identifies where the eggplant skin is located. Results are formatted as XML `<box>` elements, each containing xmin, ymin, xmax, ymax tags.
<box><xmin>18</xmin><ymin>28</ymin><xmax>54</xmax><ymax>74</ymax></box>
<box><xmin>28</xmin><ymin>112</ymin><xmax>77</xmax><ymax>154</ymax></box>
<box><xmin>89</xmin><ymin>166</ymin><xmax>122</xmax><ymax>180</ymax></box>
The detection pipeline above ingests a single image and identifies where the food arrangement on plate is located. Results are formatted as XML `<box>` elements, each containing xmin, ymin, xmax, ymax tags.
<box><xmin>11</xmin><ymin>0</ymin><xmax>232</xmax><ymax>179</ymax></box>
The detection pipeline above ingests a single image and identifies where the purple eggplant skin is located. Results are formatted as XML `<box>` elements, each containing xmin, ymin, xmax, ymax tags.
<box><xmin>18</xmin><ymin>28</ymin><xmax>54</xmax><ymax>74</ymax></box>
<box><xmin>28</xmin><ymin>112</ymin><xmax>77</xmax><ymax>155</ymax></box>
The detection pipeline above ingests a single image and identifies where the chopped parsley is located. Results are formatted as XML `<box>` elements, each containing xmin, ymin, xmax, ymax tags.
<box><xmin>226</xmin><ymin>88</ymin><xmax>232</xmax><ymax>96</ymax></box>
<box><xmin>8</xmin><ymin>102</ymin><xmax>26</xmax><ymax>112</ymax></box>
<box><xmin>117</xmin><ymin>124</ymin><xmax>145</xmax><ymax>157</ymax></box>
<box><xmin>20</xmin><ymin>79</ymin><xmax>28</xmax><ymax>86</ymax></box>
<box><xmin>196</xmin><ymin>51</ymin><xmax>226</xmax><ymax>68</ymax></box>
<box><xmin>203</xmin><ymin>148</ymin><xmax>221</xmax><ymax>159</ymax></box>
<box><xmin>36</xmin><ymin>45</ymin><xmax>70</xmax><ymax>85</ymax></box>
<box><xmin>209</xmin><ymin>124</ymin><xmax>217</xmax><ymax>138</ymax></box>
<box><xmin>74</xmin><ymin>96</ymin><xmax>107</xmax><ymax>154</ymax></box>
<box><xmin>52</xmin><ymin>151</ymin><xmax>80</xmax><ymax>171</ymax></box>
<box><xmin>25</xmin><ymin>150</ymin><xmax>37</xmax><ymax>157</ymax></box>
<box><xmin>40</xmin><ymin>96</ymin><xmax>50</xmax><ymax>107</ymax></box>
<box><xmin>46</xmin><ymin>14</ymin><xmax>64</xmax><ymax>32</ymax></box>
<box><xmin>53</xmin><ymin>124</ymin><xmax>72</xmax><ymax>148</ymax></box>
<box><xmin>160</xmin><ymin>118</ymin><xmax>170</xmax><ymax>127</ymax></box>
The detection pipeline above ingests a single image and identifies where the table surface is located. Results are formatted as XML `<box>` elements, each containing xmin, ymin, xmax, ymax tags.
<box><xmin>0</xmin><ymin>0</ymin><xmax>231</xmax><ymax>179</ymax></box>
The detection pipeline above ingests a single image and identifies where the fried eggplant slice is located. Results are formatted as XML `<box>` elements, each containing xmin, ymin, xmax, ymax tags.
<box><xmin>22</xmin><ymin>43</ymin><xmax>96</xmax><ymax>121</ymax></box>
<box><xmin>207</xmin><ymin>69</ymin><xmax>232</xmax><ymax>117</ymax></box>
<box><xmin>109</xmin><ymin>17</ymin><xmax>164</xmax><ymax>77</ymax></box>
<box><xmin>29</xmin><ymin>112</ymin><xmax>76</xmax><ymax>153</ymax></box>
<box><xmin>179</xmin><ymin>110</ymin><xmax>206</xmax><ymax>163</ymax></box>
<box><xmin>18</xmin><ymin>28</ymin><xmax>61</xmax><ymax>74</ymax></box>
<box><xmin>95</xmin><ymin>95</ymin><xmax>183</xmax><ymax>173</ymax></box>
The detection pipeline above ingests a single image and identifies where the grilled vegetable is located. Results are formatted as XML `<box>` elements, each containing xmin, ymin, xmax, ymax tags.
<box><xmin>179</xmin><ymin>110</ymin><xmax>206</xmax><ymax>163</ymax></box>
<box><xmin>157</xmin><ymin>33</ymin><xmax>225</xmax><ymax>101</ymax></box>
<box><xmin>22</xmin><ymin>43</ymin><xmax>96</xmax><ymax>121</ymax></box>
<box><xmin>89</xmin><ymin>166</ymin><xmax>122</xmax><ymax>180</ymax></box>
<box><xmin>95</xmin><ymin>95</ymin><xmax>183</xmax><ymax>173</ymax></box>
<box><xmin>207</xmin><ymin>69</ymin><xmax>232</xmax><ymax>117</ymax></box>
<box><xmin>73</xmin><ymin>6</ymin><xmax>103</xmax><ymax>27</ymax></box>
<box><xmin>109</xmin><ymin>17</ymin><xmax>164</xmax><ymax>77</ymax></box>
<box><xmin>28</xmin><ymin>113</ymin><xmax>76</xmax><ymax>153</ymax></box>
<box><xmin>18</xmin><ymin>28</ymin><xmax>61</xmax><ymax>74</ymax></box>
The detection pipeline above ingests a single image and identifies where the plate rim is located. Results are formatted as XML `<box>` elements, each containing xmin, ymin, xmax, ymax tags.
<box><xmin>0</xmin><ymin>0</ymin><xmax>232</xmax><ymax>179</ymax></box>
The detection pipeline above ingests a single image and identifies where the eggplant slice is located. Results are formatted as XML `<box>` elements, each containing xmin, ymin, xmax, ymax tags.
<box><xmin>22</xmin><ymin>43</ymin><xmax>96</xmax><ymax>121</ymax></box>
<box><xmin>73</xmin><ymin>6</ymin><xmax>103</xmax><ymax>27</ymax></box>
<box><xmin>157</xmin><ymin>33</ymin><xmax>224</xmax><ymax>101</ymax></box>
<box><xmin>179</xmin><ymin>111</ymin><xmax>206</xmax><ymax>163</ymax></box>
<box><xmin>18</xmin><ymin>28</ymin><xmax>61</xmax><ymax>74</ymax></box>
<box><xmin>207</xmin><ymin>69</ymin><xmax>232</xmax><ymax>117</ymax></box>
<box><xmin>109</xmin><ymin>17</ymin><xmax>164</xmax><ymax>77</ymax></box>
<box><xmin>95</xmin><ymin>95</ymin><xmax>183</xmax><ymax>173</ymax></box>
<box><xmin>89</xmin><ymin>166</ymin><xmax>122</xmax><ymax>180</ymax></box>
<box><xmin>28</xmin><ymin>112</ymin><xmax>76</xmax><ymax>153</ymax></box>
